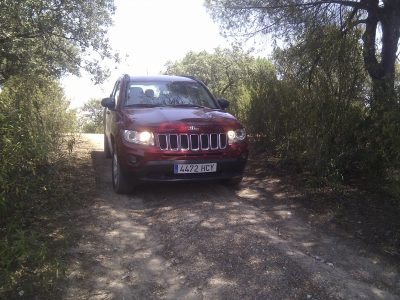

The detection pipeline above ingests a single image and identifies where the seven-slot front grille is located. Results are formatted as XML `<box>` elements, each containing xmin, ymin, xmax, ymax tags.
<box><xmin>157</xmin><ymin>133</ymin><xmax>227</xmax><ymax>151</ymax></box>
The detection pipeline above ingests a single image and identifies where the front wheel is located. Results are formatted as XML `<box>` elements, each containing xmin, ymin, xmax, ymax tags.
<box><xmin>112</xmin><ymin>151</ymin><xmax>133</xmax><ymax>194</ymax></box>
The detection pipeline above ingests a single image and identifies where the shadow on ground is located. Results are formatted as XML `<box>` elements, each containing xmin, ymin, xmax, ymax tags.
<box><xmin>59</xmin><ymin>145</ymin><xmax>400</xmax><ymax>300</ymax></box>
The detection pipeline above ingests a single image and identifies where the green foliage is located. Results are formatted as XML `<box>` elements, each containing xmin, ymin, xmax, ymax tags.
<box><xmin>79</xmin><ymin>98</ymin><xmax>103</xmax><ymax>133</ymax></box>
<box><xmin>0</xmin><ymin>75</ymin><xmax>79</xmax><ymax>298</ymax></box>
<box><xmin>0</xmin><ymin>75</ymin><xmax>76</xmax><ymax>214</ymax></box>
<box><xmin>0</xmin><ymin>0</ymin><xmax>115</xmax><ymax>295</ymax></box>
<box><xmin>244</xmin><ymin>57</ymin><xmax>280</xmax><ymax>143</ymax></box>
<box><xmin>204</xmin><ymin>1</ymin><xmax>400</xmax><ymax>191</ymax></box>
<box><xmin>266</xmin><ymin>27</ymin><xmax>368</xmax><ymax>178</ymax></box>
<box><xmin>205</xmin><ymin>0</ymin><xmax>400</xmax><ymax>105</ymax></box>
<box><xmin>246</xmin><ymin>26</ymin><xmax>400</xmax><ymax>186</ymax></box>
<box><xmin>0</xmin><ymin>222</ymin><xmax>60</xmax><ymax>297</ymax></box>
<box><xmin>0</xmin><ymin>147</ymin><xmax>93</xmax><ymax>299</ymax></box>
<box><xmin>165</xmin><ymin>47</ymin><xmax>271</xmax><ymax>121</ymax></box>
<box><xmin>0</xmin><ymin>0</ymin><xmax>117</xmax><ymax>84</ymax></box>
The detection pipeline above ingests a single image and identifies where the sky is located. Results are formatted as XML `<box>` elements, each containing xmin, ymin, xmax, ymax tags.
<box><xmin>62</xmin><ymin>0</ymin><xmax>269</xmax><ymax>108</ymax></box>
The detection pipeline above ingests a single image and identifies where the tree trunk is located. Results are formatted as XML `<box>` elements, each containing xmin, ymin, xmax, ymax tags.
<box><xmin>362</xmin><ymin>1</ymin><xmax>400</xmax><ymax>106</ymax></box>
<box><xmin>372</xmin><ymin>77</ymin><xmax>396</xmax><ymax>106</ymax></box>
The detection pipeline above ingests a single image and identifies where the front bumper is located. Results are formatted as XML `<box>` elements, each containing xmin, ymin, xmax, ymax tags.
<box><xmin>126</xmin><ymin>158</ymin><xmax>247</xmax><ymax>182</ymax></box>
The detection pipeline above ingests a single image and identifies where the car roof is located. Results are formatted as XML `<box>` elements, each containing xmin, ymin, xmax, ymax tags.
<box><xmin>126</xmin><ymin>75</ymin><xmax>196</xmax><ymax>82</ymax></box>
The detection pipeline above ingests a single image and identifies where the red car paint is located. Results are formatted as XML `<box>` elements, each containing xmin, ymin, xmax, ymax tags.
<box><xmin>102</xmin><ymin>75</ymin><xmax>248</xmax><ymax>193</ymax></box>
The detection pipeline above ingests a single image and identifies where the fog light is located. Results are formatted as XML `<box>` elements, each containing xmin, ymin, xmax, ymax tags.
<box><xmin>128</xmin><ymin>155</ymin><xmax>138</xmax><ymax>164</ymax></box>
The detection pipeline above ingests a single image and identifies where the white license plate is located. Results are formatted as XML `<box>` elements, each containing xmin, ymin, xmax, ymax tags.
<box><xmin>174</xmin><ymin>163</ymin><xmax>217</xmax><ymax>174</ymax></box>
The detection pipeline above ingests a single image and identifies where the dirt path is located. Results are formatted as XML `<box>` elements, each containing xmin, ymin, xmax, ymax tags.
<box><xmin>60</xmin><ymin>134</ymin><xmax>400</xmax><ymax>299</ymax></box>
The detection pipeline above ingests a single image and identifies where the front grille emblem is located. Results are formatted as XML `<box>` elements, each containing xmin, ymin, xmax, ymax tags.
<box><xmin>188</xmin><ymin>126</ymin><xmax>199</xmax><ymax>131</ymax></box>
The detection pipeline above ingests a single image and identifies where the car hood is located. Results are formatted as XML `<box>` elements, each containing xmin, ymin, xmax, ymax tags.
<box><xmin>122</xmin><ymin>107</ymin><xmax>242</xmax><ymax>132</ymax></box>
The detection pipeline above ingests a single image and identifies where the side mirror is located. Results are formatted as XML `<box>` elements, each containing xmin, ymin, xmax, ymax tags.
<box><xmin>101</xmin><ymin>97</ymin><xmax>115</xmax><ymax>110</ymax></box>
<box><xmin>217</xmin><ymin>99</ymin><xmax>229</xmax><ymax>109</ymax></box>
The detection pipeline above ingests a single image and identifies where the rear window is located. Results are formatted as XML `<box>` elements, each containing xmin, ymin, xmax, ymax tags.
<box><xmin>124</xmin><ymin>81</ymin><xmax>218</xmax><ymax>109</ymax></box>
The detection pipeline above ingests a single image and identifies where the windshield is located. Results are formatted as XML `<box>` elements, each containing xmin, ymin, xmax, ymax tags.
<box><xmin>124</xmin><ymin>81</ymin><xmax>218</xmax><ymax>109</ymax></box>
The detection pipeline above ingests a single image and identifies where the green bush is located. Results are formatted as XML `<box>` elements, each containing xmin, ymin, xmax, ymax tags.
<box><xmin>0</xmin><ymin>75</ymin><xmax>76</xmax><ymax>215</ymax></box>
<box><xmin>79</xmin><ymin>98</ymin><xmax>103</xmax><ymax>133</ymax></box>
<box><xmin>0</xmin><ymin>75</ymin><xmax>77</xmax><ymax>297</ymax></box>
<box><xmin>246</xmin><ymin>27</ymin><xmax>370</xmax><ymax>180</ymax></box>
<box><xmin>244</xmin><ymin>27</ymin><xmax>400</xmax><ymax>189</ymax></box>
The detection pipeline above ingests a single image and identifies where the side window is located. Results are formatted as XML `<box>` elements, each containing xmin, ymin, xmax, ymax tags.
<box><xmin>111</xmin><ymin>80</ymin><xmax>121</xmax><ymax>106</ymax></box>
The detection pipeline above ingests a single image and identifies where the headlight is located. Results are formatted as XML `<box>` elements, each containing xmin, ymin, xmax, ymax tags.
<box><xmin>227</xmin><ymin>128</ymin><xmax>246</xmax><ymax>144</ymax></box>
<box><xmin>123</xmin><ymin>130</ymin><xmax>154</xmax><ymax>146</ymax></box>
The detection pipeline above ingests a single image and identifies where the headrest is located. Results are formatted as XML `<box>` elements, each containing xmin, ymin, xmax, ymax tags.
<box><xmin>127</xmin><ymin>86</ymin><xmax>144</xmax><ymax>104</ymax></box>
<box><xmin>145</xmin><ymin>89</ymin><xmax>154</xmax><ymax>97</ymax></box>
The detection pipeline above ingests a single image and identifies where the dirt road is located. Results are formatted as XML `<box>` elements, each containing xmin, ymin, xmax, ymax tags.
<box><xmin>61</xmin><ymin>134</ymin><xmax>400</xmax><ymax>299</ymax></box>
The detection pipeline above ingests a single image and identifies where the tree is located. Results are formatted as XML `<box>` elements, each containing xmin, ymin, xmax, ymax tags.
<box><xmin>79</xmin><ymin>98</ymin><xmax>103</xmax><ymax>133</ymax></box>
<box><xmin>165</xmin><ymin>47</ymin><xmax>259</xmax><ymax>120</ymax></box>
<box><xmin>205</xmin><ymin>0</ymin><xmax>400</xmax><ymax>105</ymax></box>
<box><xmin>0</xmin><ymin>0</ymin><xmax>117</xmax><ymax>85</ymax></box>
<box><xmin>270</xmin><ymin>27</ymin><xmax>371</xmax><ymax>177</ymax></box>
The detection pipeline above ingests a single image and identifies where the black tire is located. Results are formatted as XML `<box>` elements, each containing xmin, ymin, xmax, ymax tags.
<box><xmin>104</xmin><ymin>134</ymin><xmax>111</xmax><ymax>158</ymax></box>
<box><xmin>112</xmin><ymin>151</ymin><xmax>133</xmax><ymax>194</ymax></box>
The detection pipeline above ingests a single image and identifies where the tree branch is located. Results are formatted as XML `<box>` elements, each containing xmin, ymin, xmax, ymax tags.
<box><xmin>228</xmin><ymin>1</ymin><xmax>366</xmax><ymax>11</ymax></box>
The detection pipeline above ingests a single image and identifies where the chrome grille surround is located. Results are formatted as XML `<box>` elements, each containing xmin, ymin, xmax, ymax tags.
<box><xmin>157</xmin><ymin>133</ymin><xmax>227</xmax><ymax>151</ymax></box>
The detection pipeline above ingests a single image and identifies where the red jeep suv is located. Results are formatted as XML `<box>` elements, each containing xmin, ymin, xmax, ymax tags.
<box><xmin>101</xmin><ymin>75</ymin><xmax>248</xmax><ymax>193</ymax></box>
